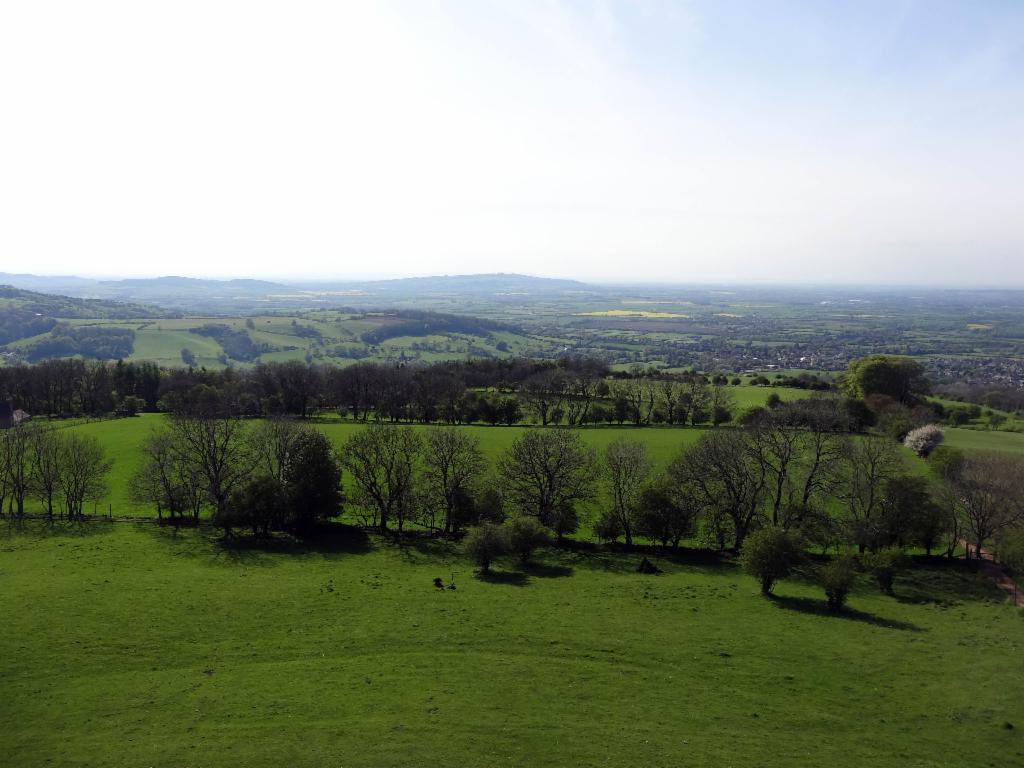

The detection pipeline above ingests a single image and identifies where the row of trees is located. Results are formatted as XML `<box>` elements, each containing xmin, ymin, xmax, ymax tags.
<box><xmin>126</xmin><ymin>389</ymin><xmax>1023</xmax><ymax>571</ymax></box>
<box><xmin>335</xmin><ymin>395</ymin><xmax>1024</xmax><ymax>565</ymax></box>
<box><xmin>0</xmin><ymin>356</ymin><xmax>795</xmax><ymax>427</ymax></box>
<box><xmin>0</xmin><ymin>423</ymin><xmax>111</xmax><ymax>519</ymax></box>
<box><xmin>130</xmin><ymin>416</ymin><xmax>341</xmax><ymax>535</ymax></box>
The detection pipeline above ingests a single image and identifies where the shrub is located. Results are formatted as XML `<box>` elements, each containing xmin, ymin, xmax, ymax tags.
<box><xmin>462</xmin><ymin>522</ymin><xmax>509</xmax><ymax>573</ymax></box>
<box><xmin>821</xmin><ymin>556</ymin><xmax>857</xmax><ymax>611</ymax></box>
<box><xmin>740</xmin><ymin>527</ymin><xmax>802</xmax><ymax>595</ymax></box>
<box><xmin>593</xmin><ymin>510</ymin><xmax>624</xmax><ymax>543</ymax></box>
<box><xmin>904</xmin><ymin>424</ymin><xmax>944</xmax><ymax>457</ymax></box>
<box><xmin>506</xmin><ymin>516</ymin><xmax>550</xmax><ymax>562</ymax></box>
<box><xmin>861</xmin><ymin>550</ymin><xmax>903</xmax><ymax>594</ymax></box>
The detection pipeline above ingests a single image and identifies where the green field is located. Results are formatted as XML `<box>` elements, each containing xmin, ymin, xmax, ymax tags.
<box><xmin>4</xmin><ymin>417</ymin><xmax>1024</xmax><ymax>766</ymax></box>
<box><xmin>943</xmin><ymin>427</ymin><xmax>1024</xmax><ymax>456</ymax></box>
<box><xmin>2</xmin><ymin>520</ymin><xmax>1021</xmax><ymax>767</ymax></box>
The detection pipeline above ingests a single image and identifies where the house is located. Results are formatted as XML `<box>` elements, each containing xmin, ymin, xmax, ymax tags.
<box><xmin>0</xmin><ymin>402</ymin><xmax>29</xmax><ymax>428</ymax></box>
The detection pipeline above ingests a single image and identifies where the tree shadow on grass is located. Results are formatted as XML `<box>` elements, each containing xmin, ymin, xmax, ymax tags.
<box><xmin>190</xmin><ymin>523</ymin><xmax>375</xmax><ymax>567</ymax></box>
<box><xmin>894</xmin><ymin>559</ymin><xmax>1004</xmax><ymax>605</ymax></box>
<box><xmin>768</xmin><ymin>594</ymin><xmax>925</xmax><ymax>632</ymax></box>
<box><xmin>522</xmin><ymin>561</ymin><xmax>574</xmax><ymax>579</ymax></box>
<box><xmin>476</xmin><ymin>569</ymin><xmax>529</xmax><ymax>587</ymax></box>
<box><xmin>551</xmin><ymin>542</ymin><xmax>736</xmax><ymax>578</ymax></box>
<box><xmin>391</xmin><ymin>534</ymin><xmax>458</xmax><ymax>564</ymax></box>
<box><xmin>2</xmin><ymin>517</ymin><xmax>115</xmax><ymax>540</ymax></box>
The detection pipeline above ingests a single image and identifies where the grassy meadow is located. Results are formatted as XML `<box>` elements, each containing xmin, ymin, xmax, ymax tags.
<box><xmin>2</xmin><ymin>521</ymin><xmax>1022</xmax><ymax>768</ymax></box>
<box><xmin>4</xmin><ymin>412</ymin><xmax>1024</xmax><ymax>767</ymax></box>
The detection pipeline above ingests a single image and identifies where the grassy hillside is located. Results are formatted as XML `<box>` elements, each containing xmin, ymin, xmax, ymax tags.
<box><xmin>1</xmin><ymin>522</ymin><xmax>1021</xmax><ymax>768</ymax></box>
<box><xmin>4</xmin><ymin>310</ymin><xmax>551</xmax><ymax>368</ymax></box>
<box><xmin>943</xmin><ymin>427</ymin><xmax>1024</xmax><ymax>455</ymax></box>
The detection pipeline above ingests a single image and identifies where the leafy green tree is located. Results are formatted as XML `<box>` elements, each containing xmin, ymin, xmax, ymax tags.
<box><xmin>216</xmin><ymin>475</ymin><xmax>286</xmax><ymax>536</ymax></box>
<box><xmin>636</xmin><ymin>482</ymin><xmax>698</xmax><ymax>548</ymax></box>
<box><xmin>820</xmin><ymin>556</ymin><xmax>857</xmax><ymax>611</ymax></box>
<box><xmin>841</xmin><ymin>355</ymin><xmax>930</xmax><ymax>405</ymax></box>
<box><xmin>498</xmin><ymin>429</ymin><xmax>597</xmax><ymax>537</ymax></box>
<box><xmin>506</xmin><ymin>516</ymin><xmax>550</xmax><ymax>562</ymax></box>
<box><xmin>463</xmin><ymin>522</ymin><xmax>509</xmax><ymax>573</ymax></box>
<box><xmin>282</xmin><ymin>428</ymin><xmax>342</xmax><ymax>530</ymax></box>
<box><xmin>740</xmin><ymin>527</ymin><xmax>802</xmax><ymax>595</ymax></box>
<box><xmin>860</xmin><ymin>550</ymin><xmax>903</xmax><ymax>595</ymax></box>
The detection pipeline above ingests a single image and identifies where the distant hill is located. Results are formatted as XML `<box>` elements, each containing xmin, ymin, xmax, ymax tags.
<box><xmin>104</xmin><ymin>276</ymin><xmax>290</xmax><ymax>291</ymax></box>
<box><xmin>341</xmin><ymin>273</ymin><xmax>592</xmax><ymax>294</ymax></box>
<box><xmin>0</xmin><ymin>272</ymin><xmax>597</xmax><ymax>311</ymax></box>
<box><xmin>0</xmin><ymin>285</ymin><xmax>171</xmax><ymax>321</ymax></box>
<box><xmin>0</xmin><ymin>285</ymin><xmax>173</xmax><ymax>351</ymax></box>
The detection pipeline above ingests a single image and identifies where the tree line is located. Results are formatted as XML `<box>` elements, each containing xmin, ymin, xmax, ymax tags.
<box><xmin>0</xmin><ymin>356</ymin><xmax>772</xmax><ymax>427</ymax></box>
<box><xmin>109</xmin><ymin>392</ymin><xmax>1024</xmax><ymax>571</ymax></box>
<box><xmin>0</xmin><ymin>423</ymin><xmax>111</xmax><ymax>519</ymax></box>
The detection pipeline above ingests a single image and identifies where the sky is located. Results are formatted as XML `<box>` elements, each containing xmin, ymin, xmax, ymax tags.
<box><xmin>1</xmin><ymin>0</ymin><xmax>1022</xmax><ymax>285</ymax></box>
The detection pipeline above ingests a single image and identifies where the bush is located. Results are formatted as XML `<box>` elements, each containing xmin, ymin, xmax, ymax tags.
<box><xmin>462</xmin><ymin>522</ymin><xmax>509</xmax><ymax>573</ymax></box>
<box><xmin>593</xmin><ymin>510</ymin><xmax>624</xmax><ymax>543</ymax></box>
<box><xmin>861</xmin><ymin>550</ymin><xmax>903</xmax><ymax>594</ymax></box>
<box><xmin>739</xmin><ymin>527</ymin><xmax>802</xmax><ymax>595</ymax></box>
<box><xmin>506</xmin><ymin>516</ymin><xmax>550</xmax><ymax>562</ymax></box>
<box><xmin>904</xmin><ymin>424</ymin><xmax>944</xmax><ymax>457</ymax></box>
<box><xmin>821</xmin><ymin>556</ymin><xmax>857</xmax><ymax>611</ymax></box>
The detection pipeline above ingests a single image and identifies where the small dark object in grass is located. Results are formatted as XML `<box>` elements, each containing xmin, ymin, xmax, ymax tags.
<box><xmin>433</xmin><ymin>577</ymin><xmax>444</xmax><ymax>589</ymax></box>
<box><xmin>636</xmin><ymin>557</ymin><xmax>661</xmax><ymax>574</ymax></box>
<box><xmin>1003</xmin><ymin>721</ymin><xmax>1014</xmax><ymax>730</ymax></box>
<box><xmin>447</xmin><ymin>584</ymin><xmax>456</xmax><ymax>590</ymax></box>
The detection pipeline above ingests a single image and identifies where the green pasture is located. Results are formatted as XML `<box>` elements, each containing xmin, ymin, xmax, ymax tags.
<box><xmin>943</xmin><ymin>427</ymin><xmax>1024</xmax><ymax>456</ymax></box>
<box><xmin>130</xmin><ymin>329</ymin><xmax>224</xmax><ymax>366</ymax></box>
<box><xmin>1</xmin><ymin>521</ymin><xmax>1021</xmax><ymax>767</ymax></box>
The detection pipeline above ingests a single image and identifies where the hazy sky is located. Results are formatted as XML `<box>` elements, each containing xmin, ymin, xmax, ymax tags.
<box><xmin>2</xmin><ymin>1</ymin><xmax>1022</xmax><ymax>284</ymax></box>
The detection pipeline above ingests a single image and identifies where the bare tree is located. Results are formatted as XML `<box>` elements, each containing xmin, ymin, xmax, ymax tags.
<box><xmin>610</xmin><ymin>375</ymin><xmax>656</xmax><ymax>426</ymax></box>
<box><xmin>673</xmin><ymin>428</ymin><xmax>766</xmax><ymax>550</ymax></box>
<box><xmin>563</xmin><ymin>372</ymin><xmax>601</xmax><ymax>426</ymax></box>
<box><xmin>340</xmin><ymin>424</ymin><xmax>422</xmax><ymax>534</ymax></box>
<box><xmin>166</xmin><ymin>412</ymin><xmax>252</xmax><ymax>516</ymax></box>
<box><xmin>949</xmin><ymin>453</ymin><xmax>1024</xmax><ymax>560</ymax></box>
<box><xmin>519</xmin><ymin>370</ymin><xmax>567</xmax><ymax>425</ymax></box>
<box><xmin>679</xmin><ymin>376</ymin><xmax>711</xmax><ymax>425</ymax></box>
<box><xmin>747</xmin><ymin>411</ymin><xmax>803</xmax><ymax>527</ymax></box>
<box><xmin>747</xmin><ymin>397</ymin><xmax>849</xmax><ymax>530</ymax></box>
<box><xmin>58</xmin><ymin>433</ymin><xmax>112</xmax><ymax>519</ymax></box>
<box><xmin>841</xmin><ymin>435</ymin><xmax>903</xmax><ymax>552</ymax></box>
<box><xmin>423</xmin><ymin>427</ymin><xmax>486</xmax><ymax>533</ymax></box>
<box><xmin>657</xmin><ymin>380</ymin><xmax>683</xmax><ymax>425</ymax></box>
<box><xmin>787</xmin><ymin>397</ymin><xmax>850</xmax><ymax>528</ymax></box>
<box><xmin>603</xmin><ymin>439</ymin><xmax>651</xmax><ymax>545</ymax></box>
<box><xmin>130</xmin><ymin>430</ymin><xmax>201</xmax><ymax>520</ymax></box>
<box><xmin>498</xmin><ymin>428</ymin><xmax>598</xmax><ymax>537</ymax></box>
<box><xmin>30</xmin><ymin>425</ymin><xmax>62</xmax><ymax>520</ymax></box>
<box><xmin>1</xmin><ymin>423</ymin><xmax>36</xmax><ymax>518</ymax></box>
<box><xmin>249</xmin><ymin>418</ymin><xmax>306</xmax><ymax>482</ymax></box>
